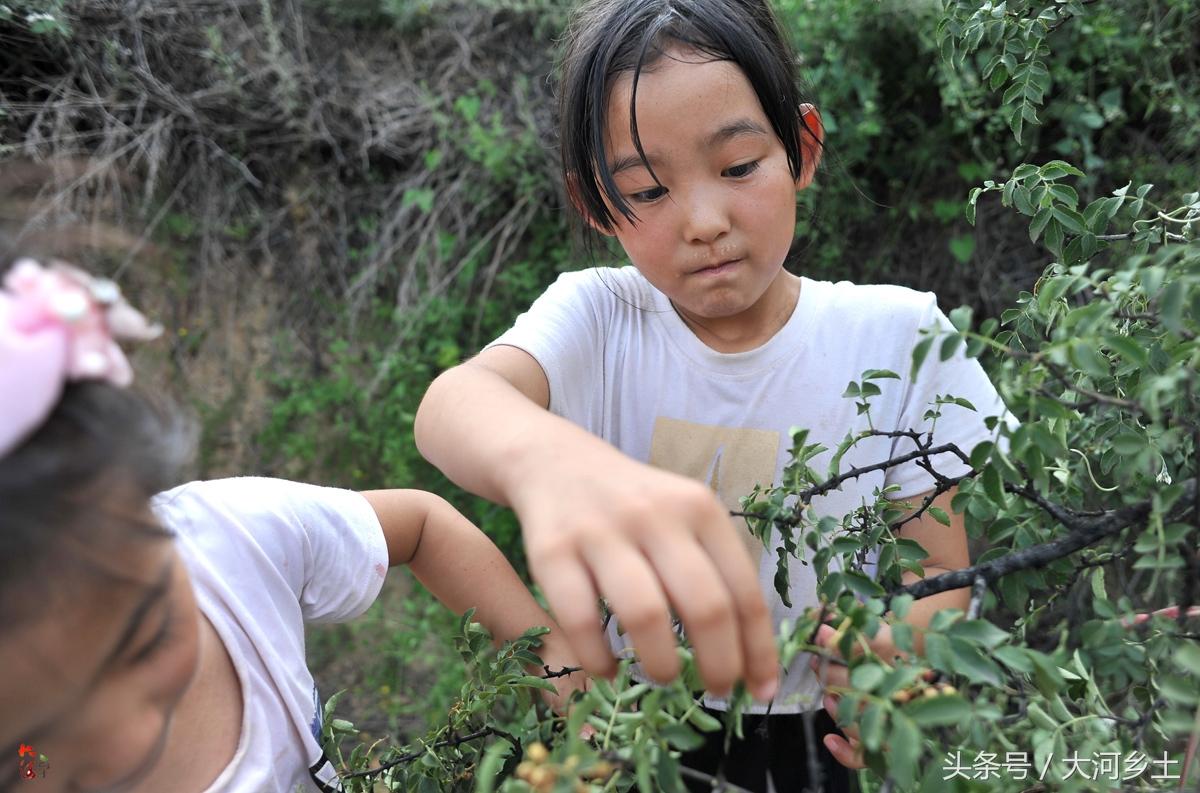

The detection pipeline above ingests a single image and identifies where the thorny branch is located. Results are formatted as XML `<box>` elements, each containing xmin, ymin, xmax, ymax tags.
<box><xmin>732</xmin><ymin>421</ymin><xmax>1197</xmax><ymax>611</ymax></box>
<box><xmin>895</xmin><ymin>479</ymin><xmax>1196</xmax><ymax>601</ymax></box>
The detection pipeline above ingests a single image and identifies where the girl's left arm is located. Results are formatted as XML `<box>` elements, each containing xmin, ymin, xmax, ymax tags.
<box><xmin>886</xmin><ymin>486</ymin><xmax>971</xmax><ymax>645</ymax></box>
<box><xmin>360</xmin><ymin>489</ymin><xmax>586</xmax><ymax>710</ymax></box>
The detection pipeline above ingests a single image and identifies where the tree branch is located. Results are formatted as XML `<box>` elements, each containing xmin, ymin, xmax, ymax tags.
<box><xmin>893</xmin><ymin>479</ymin><xmax>1196</xmax><ymax>601</ymax></box>
<box><xmin>340</xmin><ymin>727</ymin><xmax>499</xmax><ymax>780</ymax></box>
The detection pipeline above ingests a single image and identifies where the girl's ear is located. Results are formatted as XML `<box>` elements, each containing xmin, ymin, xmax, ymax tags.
<box><xmin>566</xmin><ymin>173</ymin><xmax>617</xmax><ymax>237</ymax></box>
<box><xmin>795</xmin><ymin>104</ymin><xmax>825</xmax><ymax>191</ymax></box>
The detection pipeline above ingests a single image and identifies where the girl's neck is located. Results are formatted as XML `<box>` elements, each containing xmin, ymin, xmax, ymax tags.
<box><xmin>672</xmin><ymin>270</ymin><xmax>802</xmax><ymax>354</ymax></box>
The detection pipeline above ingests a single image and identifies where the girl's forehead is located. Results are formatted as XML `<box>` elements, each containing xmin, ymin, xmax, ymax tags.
<box><xmin>604</xmin><ymin>51</ymin><xmax>764</xmax><ymax>153</ymax></box>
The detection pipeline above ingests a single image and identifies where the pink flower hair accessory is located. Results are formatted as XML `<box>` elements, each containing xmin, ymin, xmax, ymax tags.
<box><xmin>0</xmin><ymin>258</ymin><xmax>161</xmax><ymax>457</ymax></box>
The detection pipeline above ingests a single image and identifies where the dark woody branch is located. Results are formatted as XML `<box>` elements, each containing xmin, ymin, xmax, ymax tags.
<box><xmin>893</xmin><ymin>479</ymin><xmax>1197</xmax><ymax>601</ymax></box>
<box><xmin>341</xmin><ymin>665</ymin><xmax>581</xmax><ymax>780</ymax></box>
<box><xmin>734</xmin><ymin>424</ymin><xmax>1195</xmax><ymax>617</ymax></box>
<box><xmin>340</xmin><ymin>727</ymin><xmax>504</xmax><ymax>780</ymax></box>
<box><xmin>797</xmin><ymin>435</ymin><xmax>973</xmax><ymax>505</ymax></box>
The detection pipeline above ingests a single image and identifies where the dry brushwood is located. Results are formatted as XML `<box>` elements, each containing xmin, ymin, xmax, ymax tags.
<box><xmin>0</xmin><ymin>0</ymin><xmax>562</xmax><ymax>353</ymax></box>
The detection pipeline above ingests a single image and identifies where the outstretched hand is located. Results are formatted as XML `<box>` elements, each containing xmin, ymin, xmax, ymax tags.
<box><xmin>513</xmin><ymin>449</ymin><xmax>779</xmax><ymax>702</ymax></box>
<box><xmin>415</xmin><ymin>349</ymin><xmax>779</xmax><ymax>703</ymax></box>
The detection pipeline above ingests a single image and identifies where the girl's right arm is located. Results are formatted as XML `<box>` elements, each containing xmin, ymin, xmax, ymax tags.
<box><xmin>415</xmin><ymin>344</ymin><xmax>779</xmax><ymax>702</ymax></box>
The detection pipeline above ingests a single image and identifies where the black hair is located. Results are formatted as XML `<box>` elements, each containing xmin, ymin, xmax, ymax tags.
<box><xmin>558</xmin><ymin>0</ymin><xmax>817</xmax><ymax>232</ymax></box>
<box><xmin>0</xmin><ymin>381</ymin><xmax>194</xmax><ymax>632</ymax></box>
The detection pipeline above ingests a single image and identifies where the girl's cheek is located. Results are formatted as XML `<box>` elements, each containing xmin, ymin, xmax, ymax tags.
<box><xmin>85</xmin><ymin>719</ymin><xmax>169</xmax><ymax>790</ymax></box>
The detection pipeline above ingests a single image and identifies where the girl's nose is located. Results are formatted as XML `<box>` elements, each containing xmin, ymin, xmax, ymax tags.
<box><xmin>680</xmin><ymin>187</ymin><xmax>731</xmax><ymax>244</ymax></box>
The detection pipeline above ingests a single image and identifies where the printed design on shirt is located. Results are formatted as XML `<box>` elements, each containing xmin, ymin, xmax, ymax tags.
<box><xmin>648</xmin><ymin>417</ymin><xmax>780</xmax><ymax>567</ymax></box>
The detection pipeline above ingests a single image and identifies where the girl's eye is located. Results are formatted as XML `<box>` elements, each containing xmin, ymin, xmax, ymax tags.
<box><xmin>131</xmin><ymin>608</ymin><xmax>176</xmax><ymax>665</ymax></box>
<box><xmin>629</xmin><ymin>186</ymin><xmax>667</xmax><ymax>203</ymax></box>
<box><xmin>724</xmin><ymin>160</ymin><xmax>760</xmax><ymax>178</ymax></box>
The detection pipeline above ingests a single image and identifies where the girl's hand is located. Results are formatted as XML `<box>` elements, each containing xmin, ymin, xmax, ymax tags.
<box><xmin>512</xmin><ymin>445</ymin><xmax>779</xmax><ymax>702</ymax></box>
<box><xmin>810</xmin><ymin>622</ymin><xmax>900</xmax><ymax>770</ymax></box>
<box><xmin>415</xmin><ymin>348</ymin><xmax>779</xmax><ymax>702</ymax></box>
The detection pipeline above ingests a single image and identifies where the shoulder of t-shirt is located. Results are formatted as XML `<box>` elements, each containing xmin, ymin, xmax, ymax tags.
<box><xmin>546</xmin><ymin>266</ymin><xmax>657</xmax><ymax>310</ymax></box>
<box><xmin>152</xmin><ymin>477</ymin><xmax>380</xmax><ymax>591</ymax></box>
<box><xmin>809</xmin><ymin>278</ymin><xmax>939</xmax><ymax>330</ymax></box>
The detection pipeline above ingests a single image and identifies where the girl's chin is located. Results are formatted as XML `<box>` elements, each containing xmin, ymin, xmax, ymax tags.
<box><xmin>81</xmin><ymin>724</ymin><xmax>172</xmax><ymax>793</ymax></box>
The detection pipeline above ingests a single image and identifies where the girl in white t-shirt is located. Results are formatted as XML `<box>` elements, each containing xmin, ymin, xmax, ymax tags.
<box><xmin>415</xmin><ymin>1</ymin><xmax>1005</xmax><ymax>790</ymax></box>
<box><xmin>0</xmin><ymin>259</ymin><xmax>584</xmax><ymax>792</ymax></box>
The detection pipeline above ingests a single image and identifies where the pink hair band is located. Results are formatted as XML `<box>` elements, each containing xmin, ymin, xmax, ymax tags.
<box><xmin>0</xmin><ymin>259</ymin><xmax>161</xmax><ymax>458</ymax></box>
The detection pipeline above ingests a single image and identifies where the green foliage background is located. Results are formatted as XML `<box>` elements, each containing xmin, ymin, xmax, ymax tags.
<box><xmin>1</xmin><ymin>0</ymin><xmax>1197</xmax><ymax>786</ymax></box>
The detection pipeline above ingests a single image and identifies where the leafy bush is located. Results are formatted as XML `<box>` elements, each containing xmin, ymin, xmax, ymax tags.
<box><xmin>2</xmin><ymin>0</ymin><xmax>1196</xmax><ymax>785</ymax></box>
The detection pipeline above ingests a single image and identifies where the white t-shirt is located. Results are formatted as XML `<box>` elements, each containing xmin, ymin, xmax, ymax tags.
<box><xmin>152</xmin><ymin>477</ymin><xmax>390</xmax><ymax>792</ymax></box>
<box><xmin>488</xmin><ymin>267</ymin><xmax>1008</xmax><ymax>713</ymax></box>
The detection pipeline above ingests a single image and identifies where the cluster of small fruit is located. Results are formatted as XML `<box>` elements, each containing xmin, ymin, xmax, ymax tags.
<box><xmin>513</xmin><ymin>743</ymin><xmax>616</xmax><ymax>792</ymax></box>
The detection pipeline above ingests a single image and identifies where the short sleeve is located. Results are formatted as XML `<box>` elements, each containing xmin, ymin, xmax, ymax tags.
<box><xmin>153</xmin><ymin>477</ymin><xmax>389</xmax><ymax>624</ymax></box>
<box><xmin>484</xmin><ymin>270</ymin><xmax>608</xmax><ymax>426</ymax></box>
<box><xmin>885</xmin><ymin>299</ymin><xmax>1012</xmax><ymax>499</ymax></box>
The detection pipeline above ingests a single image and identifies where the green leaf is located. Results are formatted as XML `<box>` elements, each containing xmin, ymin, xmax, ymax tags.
<box><xmin>1159</xmin><ymin>674</ymin><xmax>1200</xmax><ymax>706</ymax></box>
<box><xmin>948</xmin><ymin>637</ymin><xmax>1004</xmax><ymax>686</ymax></box>
<box><xmin>1110</xmin><ymin>430</ymin><xmax>1145</xmax><ymax>456</ymax></box>
<box><xmin>948</xmin><ymin>306</ymin><xmax>973</xmax><ymax>332</ymax></box>
<box><xmin>928</xmin><ymin>507</ymin><xmax>951</xmax><ymax>526</ymax></box>
<box><xmin>680</xmin><ymin>707</ymin><xmax>720</xmax><ymax>734</ymax></box>
<box><xmin>1028</xmin><ymin>650</ymin><xmax>1066</xmax><ymax>695</ymax></box>
<box><xmin>1047</xmin><ymin>183</ymin><xmax>1079</xmax><ymax>208</ymax></box>
<box><xmin>966</xmin><ymin>187</ymin><xmax>982</xmax><ymax>225</ymax></box>
<box><xmin>1039</xmin><ymin>160</ymin><xmax>1084</xmax><ymax>180</ymax></box>
<box><xmin>939</xmin><ymin>333</ymin><xmax>963</xmax><ymax>361</ymax></box>
<box><xmin>903</xmin><ymin>694</ymin><xmax>971</xmax><ymax>727</ymax></box>
<box><xmin>844</xmin><ymin>571</ymin><xmax>885</xmax><ymax>598</ymax></box>
<box><xmin>1160</xmin><ymin>279</ymin><xmax>1185</xmax><ymax>334</ymax></box>
<box><xmin>924</xmin><ymin>633</ymin><xmax>953</xmax><ymax>672</ymax></box>
<box><xmin>661</xmin><ymin>723</ymin><xmax>705</xmax><ymax>751</ymax></box>
<box><xmin>860</xmin><ymin>702</ymin><xmax>886</xmax><ymax>752</ymax></box>
<box><xmin>1007</xmin><ymin>106</ymin><xmax>1024</xmax><ymax>144</ymax></box>
<box><xmin>949</xmin><ymin>235</ymin><xmax>975</xmax><ymax>263</ymax></box>
<box><xmin>1050</xmin><ymin>206</ymin><xmax>1087</xmax><ymax>234</ymax></box>
<box><xmin>1103</xmin><ymin>334</ymin><xmax>1148</xmax><ymax>366</ymax></box>
<box><xmin>1029</xmin><ymin>207</ymin><xmax>1053</xmax><ymax>243</ymax></box>
<box><xmin>994</xmin><ymin>646</ymin><xmax>1034</xmax><ymax>673</ymax></box>
<box><xmin>1013</xmin><ymin>185</ymin><xmax>1035</xmax><ymax>216</ymax></box>
<box><xmin>1069</xmin><ymin>341</ymin><xmax>1110</xmax><ymax>380</ymax></box>
<box><xmin>1174</xmin><ymin>644</ymin><xmax>1200</xmax><ymax>676</ymax></box>
<box><xmin>474</xmin><ymin>740</ymin><xmax>514</xmax><ymax>793</ymax></box>
<box><xmin>948</xmin><ymin>620</ymin><xmax>1010</xmax><ymax>649</ymax></box>
<box><xmin>911</xmin><ymin>335</ymin><xmax>934</xmax><ymax>379</ymax></box>
<box><xmin>887</xmin><ymin>713</ymin><xmax>920</xmax><ymax>786</ymax></box>
<box><xmin>851</xmin><ymin>663</ymin><xmax>887</xmax><ymax>693</ymax></box>
<box><xmin>982</xmin><ymin>465</ymin><xmax>1005</xmax><ymax>503</ymax></box>
<box><xmin>863</xmin><ymin>368</ymin><xmax>901</xmax><ymax>381</ymax></box>
<box><xmin>970</xmin><ymin>440</ymin><xmax>994</xmax><ymax>469</ymax></box>
<box><xmin>1044</xmin><ymin>219</ymin><xmax>1064</xmax><ymax>257</ymax></box>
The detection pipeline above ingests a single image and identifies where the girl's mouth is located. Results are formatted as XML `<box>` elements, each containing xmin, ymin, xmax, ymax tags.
<box><xmin>693</xmin><ymin>258</ymin><xmax>742</xmax><ymax>276</ymax></box>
